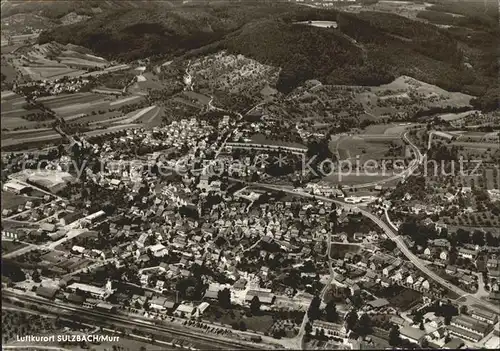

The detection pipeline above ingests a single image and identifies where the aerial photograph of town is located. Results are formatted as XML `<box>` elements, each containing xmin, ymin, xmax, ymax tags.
<box><xmin>0</xmin><ymin>0</ymin><xmax>498</xmax><ymax>350</ymax></box>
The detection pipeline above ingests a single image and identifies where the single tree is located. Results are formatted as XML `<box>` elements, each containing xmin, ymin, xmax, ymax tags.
<box><xmin>389</xmin><ymin>325</ymin><xmax>400</xmax><ymax>347</ymax></box>
<box><xmin>250</xmin><ymin>296</ymin><xmax>261</xmax><ymax>315</ymax></box>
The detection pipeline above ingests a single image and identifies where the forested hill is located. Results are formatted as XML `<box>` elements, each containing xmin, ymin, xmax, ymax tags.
<box><xmin>37</xmin><ymin>3</ymin><xmax>497</xmax><ymax>98</ymax></box>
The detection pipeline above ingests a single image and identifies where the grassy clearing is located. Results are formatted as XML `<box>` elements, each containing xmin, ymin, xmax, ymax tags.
<box><xmin>205</xmin><ymin>306</ymin><xmax>275</xmax><ymax>334</ymax></box>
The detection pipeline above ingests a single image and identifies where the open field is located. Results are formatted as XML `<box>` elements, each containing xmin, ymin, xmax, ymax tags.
<box><xmin>130</xmin><ymin>71</ymin><xmax>164</xmax><ymax>92</ymax></box>
<box><xmin>38</xmin><ymin>92</ymin><xmax>105</xmax><ymax>108</ymax></box>
<box><xmin>37</xmin><ymin>92</ymin><xmax>112</xmax><ymax>117</ymax></box>
<box><xmin>172</xmin><ymin>96</ymin><xmax>204</xmax><ymax>109</ymax></box>
<box><xmin>1</xmin><ymin>89</ymin><xmax>150</xmax><ymax>150</ymax></box>
<box><xmin>454</xmin><ymin>142</ymin><xmax>499</xmax><ymax>163</ymax></box>
<box><xmin>439</xmin><ymin>110</ymin><xmax>479</xmax><ymax>122</ymax></box>
<box><xmin>453</xmin><ymin>141</ymin><xmax>499</xmax><ymax>151</ymax></box>
<box><xmin>248</xmin><ymin>133</ymin><xmax>307</xmax><ymax>150</ymax></box>
<box><xmin>40</xmin><ymin>93</ymin><xmax>146</xmax><ymax>120</ymax></box>
<box><xmin>357</xmin><ymin>76</ymin><xmax>473</xmax><ymax>119</ymax></box>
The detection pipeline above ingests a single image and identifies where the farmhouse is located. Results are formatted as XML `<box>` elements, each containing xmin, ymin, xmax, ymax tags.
<box><xmin>442</xmin><ymin>338</ymin><xmax>465</xmax><ymax>349</ymax></box>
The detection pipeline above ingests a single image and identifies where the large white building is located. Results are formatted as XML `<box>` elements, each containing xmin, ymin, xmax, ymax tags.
<box><xmin>66</xmin><ymin>281</ymin><xmax>113</xmax><ymax>300</ymax></box>
<box><xmin>312</xmin><ymin>320</ymin><xmax>347</xmax><ymax>339</ymax></box>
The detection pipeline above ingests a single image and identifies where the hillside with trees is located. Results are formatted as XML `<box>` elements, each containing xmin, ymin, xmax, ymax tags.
<box><xmin>36</xmin><ymin>2</ymin><xmax>498</xmax><ymax>101</ymax></box>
